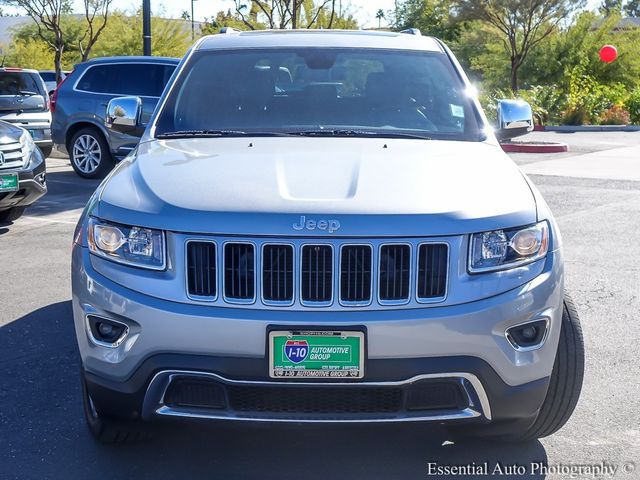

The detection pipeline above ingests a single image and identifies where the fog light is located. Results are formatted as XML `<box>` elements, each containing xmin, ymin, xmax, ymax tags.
<box><xmin>86</xmin><ymin>315</ymin><xmax>128</xmax><ymax>347</ymax></box>
<box><xmin>506</xmin><ymin>319</ymin><xmax>549</xmax><ymax>351</ymax></box>
<box><xmin>520</xmin><ymin>326</ymin><xmax>538</xmax><ymax>340</ymax></box>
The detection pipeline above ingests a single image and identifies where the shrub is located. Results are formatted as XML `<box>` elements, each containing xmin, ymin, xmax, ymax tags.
<box><xmin>518</xmin><ymin>85</ymin><xmax>567</xmax><ymax>125</ymax></box>
<box><xmin>626</xmin><ymin>89</ymin><xmax>640</xmax><ymax>125</ymax></box>
<box><xmin>597</xmin><ymin>105</ymin><xmax>631</xmax><ymax>125</ymax></box>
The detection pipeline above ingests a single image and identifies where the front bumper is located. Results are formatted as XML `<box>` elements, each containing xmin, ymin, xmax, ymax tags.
<box><xmin>0</xmin><ymin>155</ymin><xmax>46</xmax><ymax>211</ymax></box>
<box><xmin>72</xmin><ymin>245</ymin><xmax>563</xmax><ymax>424</ymax></box>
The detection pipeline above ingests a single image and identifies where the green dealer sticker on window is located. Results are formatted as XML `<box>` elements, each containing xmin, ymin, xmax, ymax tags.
<box><xmin>269</xmin><ymin>330</ymin><xmax>364</xmax><ymax>379</ymax></box>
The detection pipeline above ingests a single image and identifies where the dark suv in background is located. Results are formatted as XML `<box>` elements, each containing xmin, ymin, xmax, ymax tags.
<box><xmin>0</xmin><ymin>67</ymin><xmax>53</xmax><ymax>158</ymax></box>
<box><xmin>51</xmin><ymin>56</ymin><xmax>179</xmax><ymax>178</ymax></box>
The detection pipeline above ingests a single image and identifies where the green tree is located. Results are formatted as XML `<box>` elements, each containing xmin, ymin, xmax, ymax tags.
<box><xmin>232</xmin><ymin>0</ymin><xmax>338</xmax><ymax>29</ymax></box>
<box><xmin>375</xmin><ymin>8</ymin><xmax>385</xmax><ymax>28</ymax></box>
<box><xmin>0</xmin><ymin>0</ymin><xmax>72</xmax><ymax>81</ymax></box>
<box><xmin>91</xmin><ymin>10</ymin><xmax>191</xmax><ymax>57</ymax></box>
<box><xmin>600</xmin><ymin>0</ymin><xmax>623</xmax><ymax>16</ymax></box>
<box><xmin>394</xmin><ymin>0</ymin><xmax>461</xmax><ymax>42</ymax></box>
<box><xmin>455</xmin><ymin>0</ymin><xmax>584</xmax><ymax>91</ymax></box>
<box><xmin>624</xmin><ymin>0</ymin><xmax>640</xmax><ymax>15</ymax></box>
<box><xmin>78</xmin><ymin>0</ymin><xmax>115</xmax><ymax>61</ymax></box>
<box><xmin>4</xmin><ymin>37</ymin><xmax>55</xmax><ymax>69</ymax></box>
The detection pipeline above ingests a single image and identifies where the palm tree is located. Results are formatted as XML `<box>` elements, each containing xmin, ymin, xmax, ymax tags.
<box><xmin>375</xmin><ymin>9</ymin><xmax>385</xmax><ymax>29</ymax></box>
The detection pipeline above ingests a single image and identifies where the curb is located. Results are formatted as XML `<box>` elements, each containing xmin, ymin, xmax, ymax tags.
<box><xmin>501</xmin><ymin>142</ymin><xmax>569</xmax><ymax>153</ymax></box>
<box><xmin>534</xmin><ymin>125</ymin><xmax>640</xmax><ymax>133</ymax></box>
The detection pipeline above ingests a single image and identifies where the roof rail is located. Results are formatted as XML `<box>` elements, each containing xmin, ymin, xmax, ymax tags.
<box><xmin>400</xmin><ymin>28</ymin><xmax>421</xmax><ymax>36</ymax></box>
<box><xmin>219</xmin><ymin>27</ymin><xmax>240</xmax><ymax>34</ymax></box>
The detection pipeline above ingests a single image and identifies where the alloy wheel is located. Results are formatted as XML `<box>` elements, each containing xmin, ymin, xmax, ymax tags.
<box><xmin>73</xmin><ymin>134</ymin><xmax>102</xmax><ymax>174</ymax></box>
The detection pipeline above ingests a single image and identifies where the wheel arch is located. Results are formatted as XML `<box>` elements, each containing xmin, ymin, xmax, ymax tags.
<box><xmin>65</xmin><ymin>121</ymin><xmax>111</xmax><ymax>154</ymax></box>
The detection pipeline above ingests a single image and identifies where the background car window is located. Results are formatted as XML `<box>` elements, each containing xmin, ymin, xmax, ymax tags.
<box><xmin>117</xmin><ymin>64</ymin><xmax>174</xmax><ymax>97</ymax></box>
<box><xmin>0</xmin><ymin>72</ymin><xmax>43</xmax><ymax>95</ymax></box>
<box><xmin>39</xmin><ymin>72</ymin><xmax>57</xmax><ymax>82</ymax></box>
<box><xmin>76</xmin><ymin>65</ymin><xmax>113</xmax><ymax>93</ymax></box>
<box><xmin>77</xmin><ymin>63</ymin><xmax>175</xmax><ymax>97</ymax></box>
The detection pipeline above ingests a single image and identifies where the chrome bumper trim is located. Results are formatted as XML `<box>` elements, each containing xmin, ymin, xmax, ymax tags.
<box><xmin>142</xmin><ymin>369</ymin><xmax>492</xmax><ymax>423</ymax></box>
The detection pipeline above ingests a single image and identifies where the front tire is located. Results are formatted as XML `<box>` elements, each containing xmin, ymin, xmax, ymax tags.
<box><xmin>514</xmin><ymin>294</ymin><xmax>585</xmax><ymax>440</ymax></box>
<box><xmin>0</xmin><ymin>207</ymin><xmax>26</xmax><ymax>223</ymax></box>
<box><xmin>451</xmin><ymin>294</ymin><xmax>585</xmax><ymax>442</ymax></box>
<box><xmin>70</xmin><ymin>127</ymin><xmax>113</xmax><ymax>179</ymax></box>
<box><xmin>39</xmin><ymin>145</ymin><xmax>53</xmax><ymax>158</ymax></box>
<box><xmin>81</xmin><ymin>371</ymin><xmax>149</xmax><ymax>444</ymax></box>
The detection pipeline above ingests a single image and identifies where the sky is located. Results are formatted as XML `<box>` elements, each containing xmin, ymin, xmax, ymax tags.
<box><xmin>1</xmin><ymin>0</ymin><xmax>397</xmax><ymax>29</ymax></box>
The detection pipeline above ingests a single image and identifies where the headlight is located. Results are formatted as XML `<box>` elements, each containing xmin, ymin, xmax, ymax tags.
<box><xmin>88</xmin><ymin>218</ymin><xmax>165</xmax><ymax>270</ymax></box>
<box><xmin>469</xmin><ymin>221</ymin><xmax>549</xmax><ymax>273</ymax></box>
<box><xmin>19</xmin><ymin>130</ymin><xmax>36</xmax><ymax>168</ymax></box>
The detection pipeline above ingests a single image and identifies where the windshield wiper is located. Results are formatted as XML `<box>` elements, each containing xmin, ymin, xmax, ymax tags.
<box><xmin>156</xmin><ymin>130</ymin><xmax>297</xmax><ymax>139</ymax></box>
<box><xmin>17</xmin><ymin>90</ymin><xmax>39</xmax><ymax>97</ymax></box>
<box><xmin>156</xmin><ymin>129</ymin><xmax>248</xmax><ymax>139</ymax></box>
<box><xmin>288</xmin><ymin>129</ymin><xmax>433</xmax><ymax>140</ymax></box>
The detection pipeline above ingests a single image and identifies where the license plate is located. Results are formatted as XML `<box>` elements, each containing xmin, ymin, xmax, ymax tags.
<box><xmin>269</xmin><ymin>330</ymin><xmax>365</xmax><ymax>379</ymax></box>
<box><xmin>0</xmin><ymin>173</ymin><xmax>18</xmax><ymax>192</ymax></box>
<box><xmin>28</xmin><ymin>130</ymin><xmax>42</xmax><ymax>140</ymax></box>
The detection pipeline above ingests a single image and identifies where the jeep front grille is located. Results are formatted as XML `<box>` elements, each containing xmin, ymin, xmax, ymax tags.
<box><xmin>185</xmin><ymin>239</ymin><xmax>448</xmax><ymax>308</ymax></box>
<box><xmin>301</xmin><ymin>245</ymin><xmax>333</xmax><ymax>304</ymax></box>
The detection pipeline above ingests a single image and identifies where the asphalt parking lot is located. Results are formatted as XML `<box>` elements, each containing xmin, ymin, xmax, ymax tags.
<box><xmin>1</xmin><ymin>132</ymin><xmax>639</xmax><ymax>479</ymax></box>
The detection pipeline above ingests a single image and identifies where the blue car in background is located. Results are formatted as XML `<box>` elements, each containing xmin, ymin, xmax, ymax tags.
<box><xmin>51</xmin><ymin>56</ymin><xmax>179</xmax><ymax>178</ymax></box>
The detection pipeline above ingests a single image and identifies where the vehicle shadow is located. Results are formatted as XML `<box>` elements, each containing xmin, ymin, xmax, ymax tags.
<box><xmin>22</xmin><ymin>168</ymin><xmax>100</xmax><ymax>219</ymax></box>
<box><xmin>1</xmin><ymin>302</ymin><xmax>548</xmax><ymax>480</ymax></box>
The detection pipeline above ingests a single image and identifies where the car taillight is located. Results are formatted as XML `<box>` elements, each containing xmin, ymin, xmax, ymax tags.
<box><xmin>50</xmin><ymin>69</ymin><xmax>73</xmax><ymax>114</ymax></box>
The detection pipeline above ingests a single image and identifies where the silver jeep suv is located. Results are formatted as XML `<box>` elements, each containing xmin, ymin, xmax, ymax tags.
<box><xmin>72</xmin><ymin>29</ymin><xmax>584</xmax><ymax>444</ymax></box>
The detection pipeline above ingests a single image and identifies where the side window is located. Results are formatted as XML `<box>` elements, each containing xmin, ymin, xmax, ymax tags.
<box><xmin>117</xmin><ymin>64</ymin><xmax>169</xmax><ymax>97</ymax></box>
<box><xmin>76</xmin><ymin>65</ymin><xmax>116</xmax><ymax>93</ymax></box>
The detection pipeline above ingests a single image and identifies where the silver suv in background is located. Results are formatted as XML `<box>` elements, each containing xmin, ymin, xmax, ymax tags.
<box><xmin>0</xmin><ymin>67</ymin><xmax>53</xmax><ymax>158</ymax></box>
<box><xmin>51</xmin><ymin>56</ymin><xmax>179</xmax><ymax>178</ymax></box>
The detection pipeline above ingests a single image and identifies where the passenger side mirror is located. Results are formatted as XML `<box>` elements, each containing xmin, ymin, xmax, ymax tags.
<box><xmin>105</xmin><ymin>96</ymin><xmax>143</xmax><ymax>134</ymax></box>
<box><xmin>495</xmin><ymin>99</ymin><xmax>533</xmax><ymax>141</ymax></box>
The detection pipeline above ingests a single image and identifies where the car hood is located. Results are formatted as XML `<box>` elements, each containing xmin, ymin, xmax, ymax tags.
<box><xmin>96</xmin><ymin>137</ymin><xmax>537</xmax><ymax>236</ymax></box>
<box><xmin>0</xmin><ymin>119</ymin><xmax>23</xmax><ymax>140</ymax></box>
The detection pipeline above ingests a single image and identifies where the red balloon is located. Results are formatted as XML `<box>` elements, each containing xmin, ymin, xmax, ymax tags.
<box><xmin>599</xmin><ymin>44</ymin><xmax>617</xmax><ymax>63</ymax></box>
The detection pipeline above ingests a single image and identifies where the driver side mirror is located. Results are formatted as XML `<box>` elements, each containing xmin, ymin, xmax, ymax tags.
<box><xmin>495</xmin><ymin>99</ymin><xmax>533</xmax><ymax>141</ymax></box>
<box><xmin>105</xmin><ymin>96</ymin><xmax>143</xmax><ymax>134</ymax></box>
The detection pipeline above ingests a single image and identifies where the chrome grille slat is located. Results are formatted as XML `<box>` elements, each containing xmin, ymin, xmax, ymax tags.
<box><xmin>340</xmin><ymin>245</ymin><xmax>372</xmax><ymax>304</ymax></box>
<box><xmin>417</xmin><ymin>243</ymin><xmax>448</xmax><ymax>300</ymax></box>
<box><xmin>379</xmin><ymin>244</ymin><xmax>411</xmax><ymax>303</ymax></box>
<box><xmin>186</xmin><ymin>241</ymin><xmax>217</xmax><ymax>299</ymax></box>
<box><xmin>224</xmin><ymin>243</ymin><xmax>255</xmax><ymax>302</ymax></box>
<box><xmin>301</xmin><ymin>245</ymin><xmax>333</xmax><ymax>304</ymax></box>
<box><xmin>263</xmin><ymin>244</ymin><xmax>294</xmax><ymax>304</ymax></box>
<box><xmin>0</xmin><ymin>142</ymin><xmax>21</xmax><ymax>152</ymax></box>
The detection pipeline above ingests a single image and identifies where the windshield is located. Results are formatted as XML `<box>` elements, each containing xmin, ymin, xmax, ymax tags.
<box><xmin>154</xmin><ymin>48</ymin><xmax>484</xmax><ymax>141</ymax></box>
<box><xmin>0</xmin><ymin>72</ymin><xmax>43</xmax><ymax>96</ymax></box>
